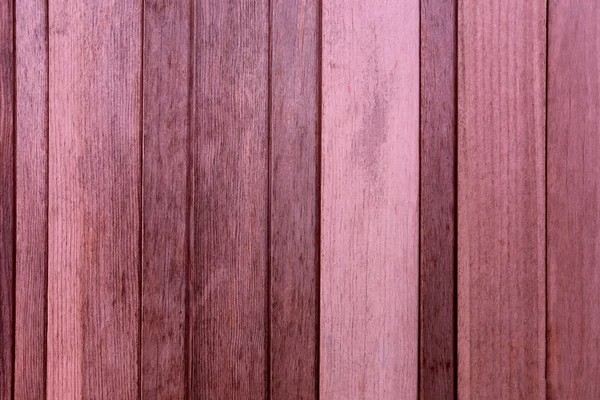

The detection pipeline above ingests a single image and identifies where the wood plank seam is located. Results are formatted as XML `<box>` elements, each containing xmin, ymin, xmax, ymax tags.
<box><xmin>138</xmin><ymin>1</ymin><xmax>144</xmax><ymax>398</ymax></box>
<box><xmin>317</xmin><ymin>1</ymin><xmax>323</xmax><ymax>398</ymax></box>
<box><xmin>544</xmin><ymin>0</ymin><xmax>549</xmax><ymax>393</ymax></box>
<box><xmin>453</xmin><ymin>2</ymin><xmax>459</xmax><ymax>399</ymax></box>
<box><xmin>12</xmin><ymin>0</ymin><xmax>17</xmax><ymax>393</ymax></box>
<box><xmin>44</xmin><ymin>0</ymin><xmax>50</xmax><ymax>394</ymax></box>
<box><xmin>267</xmin><ymin>1</ymin><xmax>273</xmax><ymax>397</ymax></box>
<box><xmin>185</xmin><ymin>1</ymin><xmax>194</xmax><ymax>399</ymax></box>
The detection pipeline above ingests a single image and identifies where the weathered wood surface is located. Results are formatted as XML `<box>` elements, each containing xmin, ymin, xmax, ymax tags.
<box><xmin>48</xmin><ymin>1</ymin><xmax>142</xmax><ymax>398</ymax></box>
<box><xmin>141</xmin><ymin>1</ymin><xmax>190</xmax><ymax>398</ymax></box>
<box><xmin>270</xmin><ymin>0</ymin><xmax>320</xmax><ymax>399</ymax></box>
<box><xmin>0</xmin><ymin>1</ymin><xmax>15</xmax><ymax>398</ymax></box>
<box><xmin>321</xmin><ymin>1</ymin><xmax>420</xmax><ymax>398</ymax></box>
<box><xmin>457</xmin><ymin>1</ymin><xmax>546</xmax><ymax>398</ymax></box>
<box><xmin>419</xmin><ymin>0</ymin><xmax>456</xmax><ymax>398</ymax></box>
<box><xmin>15</xmin><ymin>1</ymin><xmax>48</xmax><ymax>398</ymax></box>
<box><xmin>189</xmin><ymin>1</ymin><xmax>269</xmax><ymax>398</ymax></box>
<box><xmin>547</xmin><ymin>1</ymin><xmax>600</xmax><ymax>398</ymax></box>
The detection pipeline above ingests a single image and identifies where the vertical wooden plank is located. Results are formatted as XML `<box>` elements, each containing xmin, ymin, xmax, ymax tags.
<box><xmin>270</xmin><ymin>0</ymin><xmax>319</xmax><ymax>398</ymax></box>
<box><xmin>48</xmin><ymin>1</ymin><xmax>141</xmax><ymax>398</ymax></box>
<box><xmin>141</xmin><ymin>1</ymin><xmax>190</xmax><ymax>398</ymax></box>
<box><xmin>189</xmin><ymin>1</ymin><xmax>269</xmax><ymax>398</ymax></box>
<box><xmin>457</xmin><ymin>1</ymin><xmax>546</xmax><ymax>398</ymax></box>
<box><xmin>0</xmin><ymin>0</ymin><xmax>14</xmax><ymax>398</ymax></box>
<box><xmin>419</xmin><ymin>0</ymin><xmax>456</xmax><ymax>398</ymax></box>
<box><xmin>15</xmin><ymin>1</ymin><xmax>47</xmax><ymax>398</ymax></box>
<box><xmin>547</xmin><ymin>2</ymin><xmax>600</xmax><ymax>398</ymax></box>
<box><xmin>321</xmin><ymin>1</ymin><xmax>419</xmax><ymax>398</ymax></box>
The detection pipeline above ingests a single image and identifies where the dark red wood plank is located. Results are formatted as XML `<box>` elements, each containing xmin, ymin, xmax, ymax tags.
<box><xmin>419</xmin><ymin>0</ymin><xmax>456</xmax><ymax>398</ymax></box>
<box><xmin>457</xmin><ymin>1</ymin><xmax>546</xmax><ymax>398</ymax></box>
<box><xmin>14</xmin><ymin>1</ymin><xmax>47</xmax><ymax>398</ymax></box>
<box><xmin>0</xmin><ymin>1</ymin><xmax>15</xmax><ymax>397</ymax></box>
<box><xmin>321</xmin><ymin>1</ymin><xmax>420</xmax><ymax>398</ymax></box>
<box><xmin>141</xmin><ymin>1</ymin><xmax>190</xmax><ymax>398</ymax></box>
<box><xmin>547</xmin><ymin>2</ymin><xmax>600</xmax><ymax>398</ymax></box>
<box><xmin>48</xmin><ymin>1</ymin><xmax>142</xmax><ymax>397</ymax></box>
<box><xmin>189</xmin><ymin>1</ymin><xmax>269</xmax><ymax>398</ymax></box>
<box><xmin>270</xmin><ymin>0</ymin><xmax>319</xmax><ymax>398</ymax></box>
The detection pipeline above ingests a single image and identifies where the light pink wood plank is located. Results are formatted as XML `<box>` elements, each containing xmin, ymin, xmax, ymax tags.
<box><xmin>15</xmin><ymin>0</ymin><xmax>48</xmax><ymax>397</ymax></box>
<box><xmin>457</xmin><ymin>1</ymin><xmax>546</xmax><ymax>398</ymax></box>
<box><xmin>547</xmin><ymin>1</ymin><xmax>600</xmax><ymax>398</ymax></box>
<box><xmin>321</xmin><ymin>1</ymin><xmax>419</xmax><ymax>398</ymax></box>
<box><xmin>48</xmin><ymin>1</ymin><xmax>142</xmax><ymax>398</ymax></box>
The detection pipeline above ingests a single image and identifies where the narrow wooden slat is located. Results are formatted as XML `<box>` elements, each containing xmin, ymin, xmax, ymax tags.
<box><xmin>48</xmin><ymin>2</ymin><xmax>142</xmax><ymax>398</ymax></box>
<box><xmin>320</xmin><ymin>1</ymin><xmax>419</xmax><ymax>398</ymax></box>
<box><xmin>0</xmin><ymin>1</ymin><xmax>15</xmax><ymax>397</ymax></box>
<box><xmin>15</xmin><ymin>1</ymin><xmax>48</xmax><ymax>397</ymax></box>
<box><xmin>189</xmin><ymin>1</ymin><xmax>269</xmax><ymax>397</ymax></box>
<box><xmin>457</xmin><ymin>1</ymin><xmax>546</xmax><ymax>398</ymax></box>
<box><xmin>141</xmin><ymin>1</ymin><xmax>190</xmax><ymax>398</ymax></box>
<box><xmin>419</xmin><ymin>0</ymin><xmax>456</xmax><ymax>398</ymax></box>
<box><xmin>270</xmin><ymin>0</ymin><xmax>319</xmax><ymax>398</ymax></box>
<box><xmin>547</xmin><ymin>2</ymin><xmax>600</xmax><ymax>398</ymax></box>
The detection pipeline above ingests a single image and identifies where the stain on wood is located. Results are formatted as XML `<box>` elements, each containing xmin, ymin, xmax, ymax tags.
<box><xmin>0</xmin><ymin>1</ymin><xmax>15</xmax><ymax>397</ymax></box>
<box><xmin>547</xmin><ymin>1</ymin><xmax>600</xmax><ymax>398</ymax></box>
<box><xmin>15</xmin><ymin>0</ymin><xmax>48</xmax><ymax>398</ymax></box>
<box><xmin>457</xmin><ymin>1</ymin><xmax>546</xmax><ymax>398</ymax></box>
<box><xmin>141</xmin><ymin>0</ymin><xmax>190</xmax><ymax>398</ymax></box>
<box><xmin>419</xmin><ymin>0</ymin><xmax>456</xmax><ymax>398</ymax></box>
<box><xmin>47</xmin><ymin>1</ymin><xmax>142</xmax><ymax>398</ymax></box>
<box><xmin>189</xmin><ymin>1</ymin><xmax>269</xmax><ymax>398</ymax></box>
<box><xmin>320</xmin><ymin>1</ymin><xmax>419</xmax><ymax>398</ymax></box>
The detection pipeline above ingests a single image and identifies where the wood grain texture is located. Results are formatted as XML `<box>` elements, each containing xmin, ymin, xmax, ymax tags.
<box><xmin>0</xmin><ymin>1</ymin><xmax>14</xmax><ymax>398</ymax></box>
<box><xmin>141</xmin><ymin>1</ymin><xmax>190</xmax><ymax>398</ymax></box>
<box><xmin>48</xmin><ymin>1</ymin><xmax>141</xmax><ymax>398</ymax></box>
<box><xmin>189</xmin><ymin>1</ymin><xmax>269</xmax><ymax>398</ymax></box>
<box><xmin>321</xmin><ymin>1</ymin><xmax>419</xmax><ymax>398</ymax></box>
<box><xmin>15</xmin><ymin>1</ymin><xmax>47</xmax><ymax>398</ymax></box>
<box><xmin>457</xmin><ymin>1</ymin><xmax>546</xmax><ymax>399</ymax></box>
<box><xmin>547</xmin><ymin>2</ymin><xmax>600</xmax><ymax>398</ymax></box>
<box><xmin>270</xmin><ymin>0</ymin><xmax>319</xmax><ymax>398</ymax></box>
<box><xmin>419</xmin><ymin>0</ymin><xmax>456</xmax><ymax>398</ymax></box>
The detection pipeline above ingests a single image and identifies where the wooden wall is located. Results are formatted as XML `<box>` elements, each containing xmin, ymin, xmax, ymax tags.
<box><xmin>0</xmin><ymin>1</ymin><xmax>599</xmax><ymax>399</ymax></box>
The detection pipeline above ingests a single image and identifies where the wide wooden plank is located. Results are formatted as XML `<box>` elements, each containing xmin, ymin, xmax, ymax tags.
<box><xmin>0</xmin><ymin>1</ymin><xmax>15</xmax><ymax>397</ymax></box>
<box><xmin>189</xmin><ymin>1</ymin><xmax>269</xmax><ymax>398</ymax></box>
<box><xmin>141</xmin><ymin>1</ymin><xmax>190</xmax><ymax>398</ymax></box>
<box><xmin>419</xmin><ymin>0</ymin><xmax>456</xmax><ymax>398</ymax></box>
<box><xmin>48</xmin><ymin>2</ymin><xmax>142</xmax><ymax>398</ymax></box>
<box><xmin>457</xmin><ymin>1</ymin><xmax>546</xmax><ymax>398</ymax></box>
<box><xmin>15</xmin><ymin>1</ymin><xmax>48</xmax><ymax>398</ymax></box>
<box><xmin>547</xmin><ymin>2</ymin><xmax>600</xmax><ymax>398</ymax></box>
<box><xmin>320</xmin><ymin>1</ymin><xmax>419</xmax><ymax>398</ymax></box>
<box><xmin>270</xmin><ymin>0</ymin><xmax>319</xmax><ymax>398</ymax></box>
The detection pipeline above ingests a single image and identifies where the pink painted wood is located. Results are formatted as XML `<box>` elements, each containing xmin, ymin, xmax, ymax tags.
<box><xmin>547</xmin><ymin>1</ymin><xmax>600</xmax><ymax>398</ymax></box>
<box><xmin>141</xmin><ymin>0</ymin><xmax>190</xmax><ymax>397</ymax></box>
<box><xmin>48</xmin><ymin>1</ymin><xmax>142</xmax><ymax>397</ymax></box>
<box><xmin>270</xmin><ymin>0</ymin><xmax>320</xmax><ymax>398</ymax></box>
<box><xmin>15</xmin><ymin>0</ymin><xmax>48</xmax><ymax>397</ymax></box>
<box><xmin>458</xmin><ymin>1</ymin><xmax>546</xmax><ymax>398</ymax></box>
<box><xmin>321</xmin><ymin>1</ymin><xmax>420</xmax><ymax>398</ymax></box>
